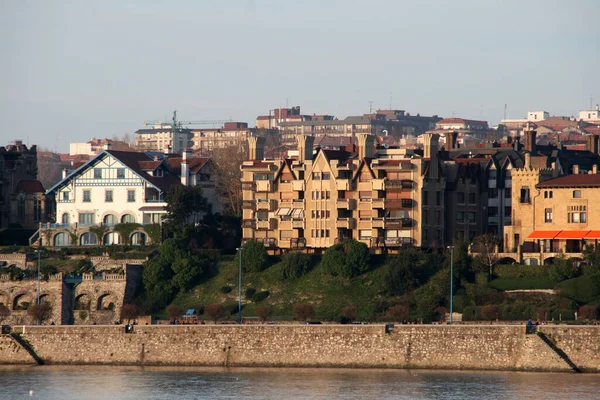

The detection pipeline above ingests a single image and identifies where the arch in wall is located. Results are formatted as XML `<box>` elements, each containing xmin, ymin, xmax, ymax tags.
<box><xmin>0</xmin><ymin>290</ymin><xmax>10</xmax><ymax>308</ymax></box>
<box><xmin>121</xmin><ymin>214</ymin><xmax>136</xmax><ymax>223</ymax></box>
<box><xmin>524</xmin><ymin>257</ymin><xmax>540</xmax><ymax>266</ymax></box>
<box><xmin>103</xmin><ymin>213</ymin><xmax>118</xmax><ymax>227</ymax></box>
<box><xmin>568</xmin><ymin>257</ymin><xmax>584</xmax><ymax>267</ymax></box>
<box><xmin>103</xmin><ymin>232</ymin><xmax>122</xmax><ymax>245</ymax></box>
<box><xmin>80</xmin><ymin>232</ymin><xmax>98</xmax><ymax>246</ymax></box>
<box><xmin>74</xmin><ymin>293</ymin><xmax>92</xmax><ymax>310</ymax></box>
<box><xmin>96</xmin><ymin>292</ymin><xmax>118</xmax><ymax>311</ymax></box>
<box><xmin>53</xmin><ymin>232</ymin><xmax>71</xmax><ymax>247</ymax></box>
<box><xmin>543</xmin><ymin>257</ymin><xmax>555</xmax><ymax>265</ymax></box>
<box><xmin>38</xmin><ymin>293</ymin><xmax>52</xmax><ymax>306</ymax></box>
<box><xmin>131</xmin><ymin>232</ymin><xmax>147</xmax><ymax>246</ymax></box>
<box><xmin>12</xmin><ymin>293</ymin><xmax>32</xmax><ymax>310</ymax></box>
<box><xmin>497</xmin><ymin>257</ymin><xmax>517</xmax><ymax>265</ymax></box>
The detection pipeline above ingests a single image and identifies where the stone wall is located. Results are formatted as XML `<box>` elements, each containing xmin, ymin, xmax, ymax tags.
<box><xmin>0</xmin><ymin>335</ymin><xmax>36</xmax><ymax>364</ymax></box>
<box><xmin>2</xmin><ymin>325</ymin><xmax>599</xmax><ymax>372</ymax></box>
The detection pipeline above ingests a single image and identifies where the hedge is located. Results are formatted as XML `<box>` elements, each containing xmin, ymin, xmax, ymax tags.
<box><xmin>559</xmin><ymin>274</ymin><xmax>600</xmax><ymax>303</ymax></box>
<box><xmin>462</xmin><ymin>306</ymin><xmax>481</xmax><ymax>321</ymax></box>
<box><xmin>494</xmin><ymin>264</ymin><xmax>548</xmax><ymax>279</ymax></box>
<box><xmin>551</xmin><ymin>309</ymin><xmax>575</xmax><ymax>321</ymax></box>
<box><xmin>488</xmin><ymin>277</ymin><xmax>556</xmax><ymax>291</ymax></box>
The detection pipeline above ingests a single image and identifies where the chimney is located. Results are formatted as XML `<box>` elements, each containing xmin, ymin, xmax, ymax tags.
<box><xmin>102</xmin><ymin>142</ymin><xmax>111</xmax><ymax>151</ymax></box>
<box><xmin>594</xmin><ymin>164</ymin><xmax>598</xmax><ymax>174</ymax></box>
<box><xmin>248</xmin><ymin>136</ymin><xmax>265</xmax><ymax>160</ymax></box>
<box><xmin>444</xmin><ymin>131</ymin><xmax>458</xmax><ymax>150</ymax></box>
<box><xmin>506</xmin><ymin>136</ymin><xmax>513</xmax><ymax>145</ymax></box>
<box><xmin>181</xmin><ymin>148</ymin><xmax>190</xmax><ymax>186</ymax></box>
<box><xmin>62</xmin><ymin>168</ymin><xmax>68</xmax><ymax>179</ymax></box>
<box><xmin>524</xmin><ymin>126</ymin><xmax>537</xmax><ymax>155</ymax></box>
<box><xmin>573</xmin><ymin>165</ymin><xmax>579</xmax><ymax>174</ymax></box>
<box><xmin>164</xmin><ymin>145</ymin><xmax>171</xmax><ymax>155</ymax></box>
<box><xmin>422</xmin><ymin>133</ymin><xmax>440</xmax><ymax>159</ymax></box>
<box><xmin>358</xmin><ymin>133</ymin><xmax>376</xmax><ymax>160</ymax></box>
<box><xmin>524</xmin><ymin>152</ymin><xmax>531</xmax><ymax>169</ymax></box>
<box><xmin>297</xmin><ymin>135</ymin><xmax>315</xmax><ymax>162</ymax></box>
<box><xmin>586</xmin><ymin>134</ymin><xmax>599</xmax><ymax>154</ymax></box>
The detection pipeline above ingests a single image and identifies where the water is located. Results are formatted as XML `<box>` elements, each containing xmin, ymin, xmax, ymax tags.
<box><xmin>0</xmin><ymin>366</ymin><xmax>598</xmax><ymax>400</ymax></box>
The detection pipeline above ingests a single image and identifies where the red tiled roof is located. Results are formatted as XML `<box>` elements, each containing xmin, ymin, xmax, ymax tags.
<box><xmin>437</xmin><ymin>118</ymin><xmax>488</xmax><ymax>125</ymax></box>
<box><xmin>536</xmin><ymin>174</ymin><xmax>600</xmax><ymax>188</ymax></box>
<box><xmin>15</xmin><ymin>179</ymin><xmax>45</xmax><ymax>194</ymax></box>
<box><xmin>165</xmin><ymin>157</ymin><xmax>211</xmax><ymax>174</ymax></box>
<box><xmin>138</xmin><ymin>160</ymin><xmax>162</xmax><ymax>170</ymax></box>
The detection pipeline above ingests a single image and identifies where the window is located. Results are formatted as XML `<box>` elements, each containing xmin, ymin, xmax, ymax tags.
<box><xmin>62</xmin><ymin>191</ymin><xmax>70</xmax><ymax>201</ymax></box>
<box><xmin>573</xmin><ymin>190</ymin><xmax>582</xmax><ymax>198</ymax></box>
<box><xmin>423</xmin><ymin>193</ymin><xmax>429</xmax><ymax>206</ymax></box>
<box><xmin>127</xmin><ymin>190</ymin><xmax>135</xmax><ymax>202</ymax></box>
<box><xmin>436</xmin><ymin>210</ymin><xmax>441</xmax><ymax>224</ymax></box>
<box><xmin>489</xmin><ymin>188</ymin><xmax>498</xmax><ymax>198</ymax></box>
<box><xmin>457</xmin><ymin>192</ymin><xmax>465</xmax><ymax>203</ymax></box>
<box><xmin>457</xmin><ymin>211</ymin><xmax>464</xmax><ymax>223</ymax></box>
<box><xmin>488</xmin><ymin>169</ymin><xmax>497</xmax><ymax>179</ymax></box>
<box><xmin>103</xmin><ymin>214</ymin><xmax>117</xmax><ymax>226</ymax></box>
<box><xmin>505</xmin><ymin>190</ymin><xmax>512</xmax><ymax>199</ymax></box>
<box><xmin>312</xmin><ymin>172</ymin><xmax>321</xmax><ymax>180</ymax></box>
<box><xmin>468</xmin><ymin>193</ymin><xmax>476</xmax><ymax>204</ymax></box>
<box><xmin>423</xmin><ymin>212</ymin><xmax>429</xmax><ymax>224</ymax></box>
<box><xmin>105</xmin><ymin>190</ymin><xmax>113</xmax><ymax>203</ymax></box>
<box><xmin>121</xmin><ymin>214</ymin><xmax>136</xmax><ymax>223</ymax></box>
<box><xmin>549</xmin><ymin>191</ymin><xmax>553</xmax><ymax>198</ymax></box>
<box><xmin>505</xmin><ymin>207</ymin><xmax>512</xmax><ymax>218</ymax></box>
<box><xmin>520</xmin><ymin>187</ymin><xmax>530</xmax><ymax>203</ymax></box>
<box><xmin>423</xmin><ymin>229</ymin><xmax>429</xmax><ymax>241</ymax></box>
<box><xmin>359</xmin><ymin>230</ymin><xmax>372</xmax><ymax>239</ymax></box>
<box><xmin>468</xmin><ymin>212</ymin><xmax>476</xmax><ymax>223</ymax></box>
<box><xmin>83</xmin><ymin>190</ymin><xmax>91</xmax><ymax>203</ymax></box>
<box><xmin>17</xmin><ymin>198</ymin><xmax>25</xmax><ymax>222</ymax></box>
<box><xmin>61</xmin><ymin>213</ymin><xmax>70</xmax><ymax>225</ymax></box>
<box><xmin>94</xmin><ymin>168</ymin><xmax>102</xmax><ymax>179</ymax></box>
<box><xmin>117</xmin><ymin>168</ymin><xmax>125</xmax><ymax>179</ymax></box>
<box><xmin>322</xmin><ymin>173</ymin><xmax>330</xmax><ymax>180</ymax></box>
<box><xmin>34</xmin><ymin>198</ymin><xmax>42</xmax><ymax>221</ymax></box>
<box><xmin>359</xmin><ymin>191</ymin><xmax>372</xmax><ymax>200</ymax></box>
<box><xmin>568</xmin><ymin>205</ymin><xmax>587</xmax><ymax>223</ymax></box>
<box><xmin>436</xmin><ymin>192</ymin><xmax>441</xmax><ymax>206</ymax></box>
<box><xmin>488</xmin><ymin>207</ymin><xmax>498</xmax><ymax>217</ymax></box>
<box><xmin>312</xmin><ymin>191</ymin><xmax>320</xmax><ymax>200</ymax></box>
<box><xmin>78</xmin><ymin>212</ymin><xmax>95</xmax><ymax>225</ymax></box>
<box><xmin>545</xmin><ymin>208</ymin><xmax>553</xmax><ymax>223</ymax></box>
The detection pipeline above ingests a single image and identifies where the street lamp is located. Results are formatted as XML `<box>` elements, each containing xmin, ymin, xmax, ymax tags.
<box><xmin>236</xmin><ymin>247</ymin><xmax>244</xmax><ymax>324</ymax></box>
<box><xmin>447</xmin><ymin>246</ymin><xmax>455</xmax><ymax>325</ymax></box>
<box><xmin>35</xmin><ymin>249</ymin><xmax>43</xmax><ymax>325</ymax></box>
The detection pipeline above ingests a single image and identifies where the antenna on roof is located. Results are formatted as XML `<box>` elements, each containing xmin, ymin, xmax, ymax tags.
<box><xmin>369</xmin><ymin>101</ymin><xmax>373</xmax><ymax>114</ymax></box>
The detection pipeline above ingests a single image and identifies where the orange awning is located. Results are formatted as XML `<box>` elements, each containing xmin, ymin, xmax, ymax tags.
<box><xmin>527</xmin><ymin>230</ymin><xmax>561</xmax><ymax>239</ymax></box>
<box><xmin>584</xmin><ymin>230</ymin><xmax>600</xmax><ymax>239</ymax></box>
<box><xmin>555</xmin><ymin>230</ymin><xmax>590</xmax><ymax>239</ymax></box>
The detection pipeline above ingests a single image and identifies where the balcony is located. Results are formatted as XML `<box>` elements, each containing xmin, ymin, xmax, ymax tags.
<box><xmin>372</xmin><ymin>217</ymin><xmax>384</xmax><ymax>228</ymax></box>
<box><xmin>336</xmin><ymin>198</ymin><xmax>356</xmax><ymax>210</ymax></box>
<box><xmin>242</xmin><ymin>219</ymin><xmax>256</xmax><ymax>229</ymax></box>
<box><xmin>256</xmin><ymin>219</ymin><xmax>274</xmax><ymax>230</ymax></box>
<box><xmin>336</xmin><ymin>217</ymin><xmax>356</xmax><ymax>229</ymax></box>
<box><xmin>372</xmin><ymin>198</ymin><xmax>385</xmax><ymax>208</ymax></box>
<box><xmin>292</xmin><ymin>219</ymin><xmax>305</xmax><ymax>229</ymax></box>
<box><xmin>336</xmin><ymin>179</ymin><xmax>351</xmax><ymax>190</ymax></box>
<box><xmin>372</xmin><ymin>179</ymin><xmax>385</xmax><ymax>191</ymax></box>
<box><xmin>242</xmin><ymin>200</ymin><xmax>256</xmax><ymax>210</ymax></box>
<box><xmin>256</xmin><ymin>199</ymin><xmax>276</xmax><ymax>211</ymax></box>
<box><xmin>290</xmin><ymin>237</ymin><xmax>306</xmax><ymax>249</ymax></box>
<box><xmin>257</xmin><ymin>238</ymin><xmax>277</xmax><ymax>248</ymax></box>
<box><xmin>256</xmin><ymin>180</ymin><xmax>273</xmax><ymax>192</ymax></box>
<box><xmin>386</xmin><ymin>179</ymin><xmax>415</xmax><ymax>191</ymax></box>
<box><xmin>386</xmin><ymin>198</ymin><xmax>415</xmax><ymax>209</ymax></box>
<box><xmin>242</xmin><ymin>181</ymin><xmax>256</xmax><ymax>191</ymax></box>
<box><xmin>292</xmin><ymin>199</ymin><xmax>305</xmax><ymax>207</ymax></box>
<box><xmin>386</xmin><ymin>218</ymin><xmax>415</xmax><ymax>229</ymax></box>
<box><xmin>292</xmin><ymin>180</ymin><xmax>305</xmax><ymax>191</ymax></box>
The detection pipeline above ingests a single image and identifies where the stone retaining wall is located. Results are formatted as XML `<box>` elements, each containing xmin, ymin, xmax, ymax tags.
<box><xmin>1</xmin><ymin>325</ymin><xmax>598</xmax><ymax>372</ymax></box>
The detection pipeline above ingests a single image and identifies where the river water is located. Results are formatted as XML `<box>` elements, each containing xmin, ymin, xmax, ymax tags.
<box><xmin>0</xmin><ymin>366</ymin><xmax>598</xmax><ymax>400</ymax></box>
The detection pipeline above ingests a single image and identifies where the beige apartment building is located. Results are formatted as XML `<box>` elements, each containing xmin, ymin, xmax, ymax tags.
<box><xmin>134</xmin><ymin>125</ymin><xmax>193</xmax><ymax>153</ymax></box>
<box><xmin>241</xmin><ymin>133</ymin><xmax>446</xmax><ymax>253</ymax></box>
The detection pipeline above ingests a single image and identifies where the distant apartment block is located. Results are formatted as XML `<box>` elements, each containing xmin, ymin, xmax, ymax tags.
<box><xmin>135</xmin><ymin>125</ymin><xmax>193</xmax><ymax>153</ymax></box>
<box><xmin>69</xmin><ymin>138</ymin><xmax>129</xmax><ymax>156</ymax></box>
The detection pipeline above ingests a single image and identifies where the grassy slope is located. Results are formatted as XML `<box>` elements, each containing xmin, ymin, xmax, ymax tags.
<box><xmin>172</xmin><ymin>260</ymin><xmax>389</xmax><ymax>320</ymax></box>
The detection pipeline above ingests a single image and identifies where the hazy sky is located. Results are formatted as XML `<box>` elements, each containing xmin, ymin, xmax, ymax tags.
<box><xmin>1</xmin><ymin>0</ymin><xmax>599</xmax><ymax>150</ymax></box>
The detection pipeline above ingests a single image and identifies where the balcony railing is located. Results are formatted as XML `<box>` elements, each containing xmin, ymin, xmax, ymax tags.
<box><xmin>292</xmin><ymin>219</ymin><xmax>305</xmax><ymax>229</ymax></box>
<box><xmin>257</xmin><ymin>238</ymin><xmax>277</xmax><ymax>248</ymax></box>
<box><xmin>242</xmin><ymin>200</ymin><xmax>257</xmax><ymax>210</ymax></box>
<box><xmin>336</xmin><ymin>217</ymin><xmax>356</xmax><ymax>229</ymax></box>
<box><xmin>256</xmin><ymin>180</ymin><xmax>273</xmax><ymax>192</ymax></box>
<box><xmin>242</xmin><ymin>181</ymin><xmax>256</xmax><ymax>191</ymax></box>
<box><xmin>372</xmin><ymin>198</ymin><xmax>385</xmax><ymax>208</ymax></box>
<box><xmin>292</xmin><ymin>180</ymin><xmax>305</xmax><ymax>191</ymax></box>
<box><xmin>242</xmin><ymin>219</ymin><xmax>256</xmax><ymax>229</ymax></box>
<box><xmin>290</xmin><ymin>237</ymin><xmax>306</xmax><ymax>249</ymax></box>
<box><xmin>256</xmin><ymin>199</ymin><xmax>276</xmax><ymax>211</ymax></box>
<box><xmin>371</xmin><ymin>237</ymin><xmax>414</xmax><ymax>247</ymax></box>
<box><xmin>336</xmin><ymin>198</ymin><xmax>356</xmax><ymax>210</ymax></box>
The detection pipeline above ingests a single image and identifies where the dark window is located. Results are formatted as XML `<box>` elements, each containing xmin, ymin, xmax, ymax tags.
<box><xmin>457</xmin><ymin>192</ymin><xmax>465</xmax><ymax>203</ymax></box>
<box><xmin>573</xmin><ymin>190</ymin><xmax>582</xmax><ymax>198</ymax></box>
<box><xmin>520</xmin><ymin>187</ymin><xmax>530</xmax><ymax>203</ymax></box>
<box><xmin>117</xmin><ymin>168</ymin><xmax>125</xmax><ymax>179</ymax></box>
<box><xmin>83</xmin><ymin>190</ymin><xmax>91</xmax><ymax>203</ymax></box>
<box><xmin>468</xmin><ymin>193</ymin><xmax>476</xmax><ymax>204</ymax></box>
<box><xmin>127</xmin><ymin>190</ymin><xmax>135</xmax><ymax>202</ymax></box>
<box><xmin>94</xmin><ymin>168</ymin><xmax>102</xmax><ymax>179</ymax></box>
<box><xmin>105</xmin><ymin>190</ymin><xmax>113</xmax><ymax>203</ymax></box>
<box><xmin>545</xmin><ymin>208</ymin><xmax>552</xmax><ymax>223</ymax></box>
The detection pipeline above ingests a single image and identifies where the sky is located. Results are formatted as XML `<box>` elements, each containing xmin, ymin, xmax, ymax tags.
<box><xmin>1</xmin><ymin>0</ymin><xmax>599</xmax><ymax>150</ymax></box>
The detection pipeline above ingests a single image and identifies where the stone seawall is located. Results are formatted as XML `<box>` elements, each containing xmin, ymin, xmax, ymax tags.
<box><xmin>1</xmin><ymin>325</ymin><xmax>599</xmax><ymax>372</ymax></box>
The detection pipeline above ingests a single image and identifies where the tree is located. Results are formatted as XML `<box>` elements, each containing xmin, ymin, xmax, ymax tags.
<box><xmin>164</xmin><ymin>184</ymin><xmax>209</xmax><ymax>234</ymax></box>
<box><xmin>473</xmin><ymin>233</ymin><xmax>500</xmax><ymax>275</ymax></box>
<box><xmin>387</xmin><ymin>305</ymin><xmax>409</xmax><ymax>322</ymax></box>
<box><xmin>235</xmin><ymin>240</ymin><xmax>268</xmax><ymax>273</ymax></box>
<box><xmin>481</xmin><ymin>305</ymin><xmax>501</xmax><ymax>322</ymax></box>
<box><xmin>549</xmin><ymin>256</ymin><xmax>580</xmax><ymax>282</ymax></box>
<box><xmin>281</xmin><ymin>252</ymin><xmax>312</xmax><ymax>280</ymax></box>
<box><xmin>583</xmin><ymin>245</ymin><xmax>600</xmax><ymax>274</ymax></box>
<box><xmin>27</xmin><ymin>302</ymin><xmax>53</xmax><ymax>324</ymax></box>
<box><xmin>120</xmin><ymin>304</ymin><xmax>140</xmax><ymax>324</ymax></box>
<box><xmin>341</xmin><ymin>305</ymin><xmax>358</xmax><ymax>322</ymax></box>
<box><xmin>293</xmin><ymin>304</ymin><xmax>314</xmax><ymax>322</ymax></box>
<box><xmin>256</xmin><ymin>306</ymin><xmax>272</xmax><ymax>323</ymax></box>
<box><xmin>321</xmin><ymin>239</ymin><xmax>370</xmax><ymax>278</ymax></box>
<box><xmin>212</xmin><ymin>144</ymin><xmax>248</xmax><ymax>216</ymax></box>
<box><xmin>166</xmin><ymin>305</ymin><xmax>182</xmax><ymax>322</ymax></box>
<box><xmin>385</xmin><ymin>248</ymin><xmax>423</xmax><ymax>296</ymax></box>
<box><xmin>205</xmin><ymin>304</ymin><xmax>225</xmax><ymax>323</ymax></box>
<box><xmin>0</xmin><ymin>304</ymin><xmax>10</xmax><ymax>323</ymax></box>
<box><xmin>578</xmin><ymin>305</ymin><xmax>598</xmax><ymax>321</ymax></box>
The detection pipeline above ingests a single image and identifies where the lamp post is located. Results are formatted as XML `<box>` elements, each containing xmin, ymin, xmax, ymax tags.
<box><xmin>236</xmin><ymin>247</ymin><xmax>244</xmax><ymax>324</ymax></box>
<box><xmin>447</xmin><ymin>246</ymin><xmax>455</xmax><ymax>325</ymax></box>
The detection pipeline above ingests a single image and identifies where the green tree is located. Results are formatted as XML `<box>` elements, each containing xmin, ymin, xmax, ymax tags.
<box><xmin>386</xmin><ymin>248</ymin><xmax>423</xmax><ymax>296</ymax></box>
<box><xmin>321</xmin><ymin>239</ymin><xmax>370</xmax><ymax>278</ymax></box>
<box><xmin>236</xmin><ymin>240</ymin><xmax>268</xmax><ymax>273</ymax></box>
<box><xmin>583</xmin><ymin>245</ymin><xmax>600</xmax><ymax>274</ymax></box>
<box><xmin>281</xmin><ymin>252</ymin><xmax>312</xmax><ymax>280</ymax></box>
<box><xmin>549</xmin><ymin>256</ymin><xmax>580</xmax><ymax>282</ymax></box>
<box><xmin>164</xmin><ymin>184</ymin><xmax>209</xmax><ymax>234</ymax></box>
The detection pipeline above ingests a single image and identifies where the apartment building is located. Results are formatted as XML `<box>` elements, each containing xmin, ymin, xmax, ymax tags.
<box><xmin>241</xmin><ymin>133</ymin><xmax>446</xmax><ymax>253</ymax></box>
<box><xmin>38</xmin><ymin>149</ymin><xmax>218</xmax><ymax>247</ymax></box>
<box><xmin>134</xmin><ymin>125</ymin><xmax>193</xmax><ymax>153</ymax></box>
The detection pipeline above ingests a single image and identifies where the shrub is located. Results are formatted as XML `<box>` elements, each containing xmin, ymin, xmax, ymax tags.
<box><xmin>281</xmin><ymin>252</ymin><xmax>313</xmax><ymax>280</ymax></box>
<box><xmin>252</xmin><ymin>291</ymin><xmax>270</xmax><ymax>303</ymax></box>
<box><xmin>166</xmin><ymin>305</ymin><xmax>182</xmax><ymax>321</ymax></box>
<box><xmin>387</xmin><ymin>305</ymin><xmax>409</xmax><ymax>322</ymax></box>
<box><xmin>578</xmin><ymin>305</ymin><xmax>598</xmax><ymax>321</ymax></box>
<box><xmin>481</xmin><ymin>305</ymin><xmax>501</xmax><ymax>321</ymax></box>
<box><xmin>462</xmin><ymin>306</ymin><xmax>481</xmax><ymax>321</ymax></box>
<box><xmin>494</xmin><ymin>264</ymin><xmax>548</xmax><ymax>279</ymax></box>
<box><xmin>220</xmin><ymin>286</ymin><xmax>233</xmax><ymax>294</ymax></box>
<box><xmin>0</xmin><ymin>304</ymin><xmax>10</xmax><ymax>323</ymax></box>
<box><xmin>559</xmin><ymin>274</ymin><xmax>600</xmax><ymax>303</ymax></box>
<box><xmin>27</xmin><ymin>302</ymin><xmax>53</xmax><ymax>324</ymax></box>
<box><xmin>245</xmin><ymin>287</ymin><xmax>256</xmax><ymax>299</ymax></box>
<box><xmin>236</xmin><ymin>240</ymin><xmax>268</xmax><ymax>273</ymax></box>
<box><xmin>488</xmin><ymin>277</ymin><xmax>556</xmax><ymax>290</ymax></box>
<box><xmin>205</xmin><ymin>304</ymin><xmax>226</xmax><ymax>323</ymax></box>
<box><xmin>256</xmin><ymin>306</ymin><xmax>272</xmax><ymax>323</ymax></box>
<box><xmin>341</xmin><ymin>305</ymin><xmax>359</xmax><ymax>322</ymax></box>
<box><xmin>551</xmin><ymin>309</ymin><xmax>575</xmax><ymax>321</ymax></box>
<box><xmin>224</xmin><ymin>301</ymin><xmax>241</xmax><ymax>315</ymax></box>
<box><xmin>120</xmin><ymin>304</ymin><xmax>140</xmax><ymax>323</ymax></box>
<box><xmin>385</xmin><ymin>248</ymin><xmax>422</xmax><ymax>296</ymax></box>
<box><xmin>549</xmin><ymin>257</ymin><xmax>581</xmax><ymax>282</ymax></box>
<box><xmin>320</xmin><ymin>239</ymin><xmax>370</xmax><ymax>278</ymax></box>
<box><xmin>293</xmin><ymin>303</ymin><xmax>314</xmax><ymax>322</ymax></box>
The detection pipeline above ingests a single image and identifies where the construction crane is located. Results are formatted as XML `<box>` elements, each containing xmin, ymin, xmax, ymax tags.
<box><xmin>142</xmin><ymin>110</ymin><xmax>232</xmax><ymax>130</ymax></box>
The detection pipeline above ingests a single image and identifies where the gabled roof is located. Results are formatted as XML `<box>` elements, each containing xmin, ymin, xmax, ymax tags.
<box><xmin>165</xmin><ymin>157</ymin><xmax>211</xmax><ymax>174</ymax></box>
<box><xmin>138</xmin><ymin>160</ymin><xmax>163</xmax><ymax>170</ymax></box>
<box><xmin>46</xmin><ymin>150</ymin><xmax>181</xmax><ymax>194</ymax></box>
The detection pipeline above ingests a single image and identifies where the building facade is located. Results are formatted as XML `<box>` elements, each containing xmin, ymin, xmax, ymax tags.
<box><xmin>134</xmin><ymin>126</ymin><xmax>193</xmax><ymax>153</ymax></box>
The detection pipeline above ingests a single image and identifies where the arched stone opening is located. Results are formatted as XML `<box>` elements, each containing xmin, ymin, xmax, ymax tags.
<box><xmin>103</xmin><ymin>232</ymin><xmax>121</xmax><ymax>245</ymax></box>
<box><xmin>121</xmin><ymin>214</ymin><xmax>136</xmax><ymax>223</ymax></box>
<box><xmin>80</xmin><ymin>232</ymin><xmax>98</xmax><ymax>246</ymax></box>
<box><xmin>97</xmin><ymin>293</ymin><xmax>117</xmax><ymax>311</ymax></box>
<box><xmin>131</xmin><ymin>232</ymin><xmax>147</xmax><ymax>246</ymax></box>
<box><xmin>498</xmin><ymin>257</ymin><xmax>517</xmax><ymax>265</ymax></box>
<box><xmin>74</xmin><ymin>293</ymin><xmax>92</xmax><ymax>310</ymax></box>
<box><xmin>53</xmin><ymin>232</ymin><xmax>71</xmax><ymax>247</ymax></box>
<box><xmin>12</xmin><ymin>293</ymin><xmax>31</xmax><ymax>310</ymax></box>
